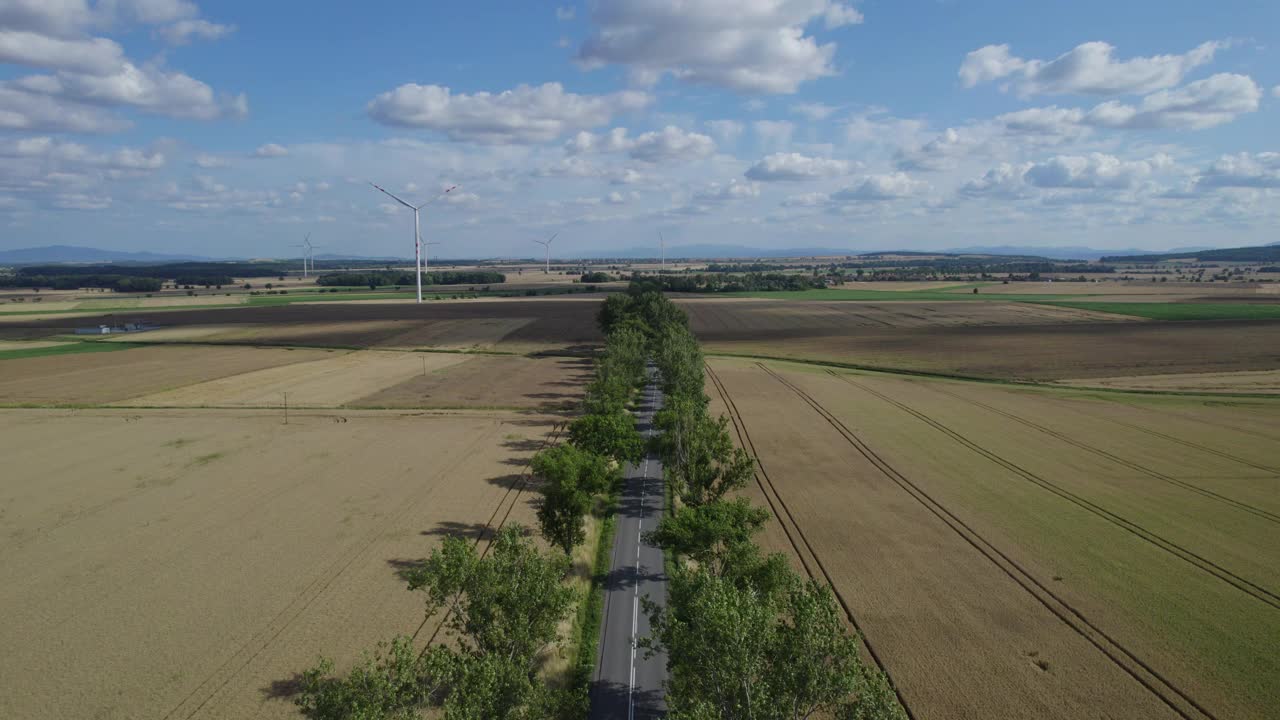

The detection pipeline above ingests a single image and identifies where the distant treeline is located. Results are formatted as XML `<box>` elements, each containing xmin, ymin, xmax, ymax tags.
<box><xmin>0</xmin><ymin>274</ymin><xmax>164</xmax><ymax>292</ymax></box>
<box><xmin>1103</xmin><ymin>245</ymin><xmax>1280</xmax><ymax>263</ymax></box>
<box><xmin>316</xmin><ymin>270</ymin><xmax>505</xmax><ymax>287</ymax></box>
<box><xmin>14</xmin><ymin>261</ymin><xmax>293</xmax><ymax>278</ymax></box>
<box><xmin>644</xmin><ymin>272</ymin><xmax>826</xmax><ymax>293</ymax></box>
<box><xmin>833</xmin><ymin>259</ymin><xmax>1112</xmax><ymax>273</ymax></box>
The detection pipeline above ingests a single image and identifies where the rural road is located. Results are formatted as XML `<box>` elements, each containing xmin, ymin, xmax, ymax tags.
<box><xmin>590</xmin><ymin>367</ymin><xmax>668</xmax><ymax>719</ymax></box>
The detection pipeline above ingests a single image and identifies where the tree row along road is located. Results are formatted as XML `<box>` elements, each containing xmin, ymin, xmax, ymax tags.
<box><xmin>591</xmin><ymin>364</ymin><xmax>667</xmax><ymax>719</ymax></box>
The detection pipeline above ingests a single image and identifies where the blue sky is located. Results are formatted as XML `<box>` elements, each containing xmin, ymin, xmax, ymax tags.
<box><xmin>1</xmin><ymin>0</ymin><xmax>1278</xmax><ymax>258</ymax></box>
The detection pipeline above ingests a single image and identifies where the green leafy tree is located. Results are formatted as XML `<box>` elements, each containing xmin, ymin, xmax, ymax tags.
<box><xmin>568</xmin><ymin>411</ymin><xmax>645</xmax><ymax>464</ymax></box>
<box><xmin>645</xmin><ymin>498</ymin><xmax>769</xmax><ymax>576</ymax></box>
<box><xmin>297</xmin><ymin>526</ymin><xmax>575</xmax><ymax>720</ymax></box>
<box><xmin>647</xmin><ymin>569</ymin><xmax>904</xmax><ymax>720</ymax></box>
<box><xmin>531</xmin><ymin>445</ymin><xmax>616</xmax><ymax>554</ymax></box>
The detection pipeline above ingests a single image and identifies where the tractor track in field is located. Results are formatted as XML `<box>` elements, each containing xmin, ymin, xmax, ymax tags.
<box><xmin>164</xmin><ymin>422</ymin><xmax>504</xmax><ymax>720</ymax></box>
<box><xmin>922</xmin><ymin>383</ymin><xmax>1280</xmax><ymax>525</ymax></box>
<box><xmin>1099</xmin><ymin>416</ymin><xmax>1280</xmax><ymax>476</ymax></box>
<box><xmin>704</xmin><ymin>363</ymin><xmax>918</xmax><ymax>720</ymax></box>
<box><xmin>745</xmin><ymin>362</ymin><xmax>1218</xmax><ymax>720</ymax></box>
<box><xmin>412</xmin><ymin>421</ymin><xmax>566</xmax><ymax>647</ymax></box>
<box><xmin>824</xmin><ymin>369</ymin><xmax>1280</xmax><ymax>610</ymax></box>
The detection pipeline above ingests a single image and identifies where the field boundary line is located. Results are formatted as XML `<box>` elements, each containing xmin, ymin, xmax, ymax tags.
<box><xmin>825</xmin><ymin>369</ymin><xmax>1280</xmax><ymax>609</ymax></box>
<box><xmin>704</xmin><ymin>362</ymin><xmax>919</xmax><ymax>720</ymax></box>
<box><xmin>162</xmin><ymin>422</ymin><xmax>508</xmax><ymax>720</ymax></box>
<box><xmin>752</xmin><ymin>362</ymin><xmax>1218</xmax><ymax>720</ymax></box>
<box><xmin>918</xmin><ymin>382</ymin><xmax>1280</xmax><ymax>525</ymax></box>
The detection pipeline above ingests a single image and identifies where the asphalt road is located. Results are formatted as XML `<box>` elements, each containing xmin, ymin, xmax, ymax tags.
<box><xmin>590</xmin><ymin>368</ymin><xmax>668</xmax><ymax>719</ymax></box>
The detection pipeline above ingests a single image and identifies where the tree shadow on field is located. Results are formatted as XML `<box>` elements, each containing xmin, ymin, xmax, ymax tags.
<box><xmin>386</xmin><ymin>557</ymin><xmax>427</xmax><ymax>582</ymax></box>
<box><xmin>503</xmin><ymin>436</ymin><xmax>547</xmax><ymax>453</ymax></box>
<box><xmin>420</xmin><ymin>520</ymin><xmax>494</xmax><ymax>540</ymax></box>
<box><xmin>259</xmin><ymin>673</ymin><xmax>306</xmax><ymax>701</ymax></box>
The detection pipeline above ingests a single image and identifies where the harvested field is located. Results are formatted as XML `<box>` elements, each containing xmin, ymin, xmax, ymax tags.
<box><xmin>705</xmin><ymin>357</ymin><xmax>1280</xmax><ymax>720</ymax></box>
<box><xmin>119</xmin><ymin>350</ymin><xmax>468</xmax><ymax>408</ymax></box>
<box><xmin>0</xmin><ymin>345</ymin><xmax>336</xmax><ymax>406</ymax></box>
<box><xmin>0</xmin><ymin>407</ymin><xmax>558</xmax><ymax>720</ymax></box>
<box><xmin>0</xmin><ymin>339</ymin><xmax>72</xmax><ymax>351</ymax></box>
<box><xmin>687</xmin><ymin>301</ymin><xmax>1280</xmax><ymax>380</ymax></box>
<box><xmin>353</xmin><ymin>354</ymin><xmax>592</xmax><ymax>412</ymax></box>
<box><xmin>0</xmin><ymin>298</ymin><xmax>601</xmax><ymax>353</ymax></box>
<box><xmin>1058</xmin><ymin>369</ymin><xmax>1280</xmax><ymax>394</ymax></box>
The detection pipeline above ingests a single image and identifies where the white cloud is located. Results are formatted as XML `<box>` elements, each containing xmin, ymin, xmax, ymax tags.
<box><xmin>1084</xmin><ymin>73</ymin><xmax>1260</xmax><ymax>130</ymax></box>
<box><xmin>13</xmin><ymin>62</ymin><xmax>247</xmax><ymax>120</ymax></box>
<box><xmin>253</xmin><ymin>143</ymin><xmax>288</xmax><ymax>158</ymax></box>
<box><xmin>556</xmin><ymin>6</ymin><xmax>575</xmax><ymax>21</ymax></box>
<box><xmin>782</xmin><ymin>191</ymin><xmax>829</xmax><ymax>207</ymax></box>
<box><xmin>832</xmin><ymin>172</ymin><xmax>925</xmax><ymax>201</ymax></box>
<box><xmin>823</xmin><ymin>3</ymin><xmax>863</xmax><ymax>29</ymax></box>
<box><xmin>1195</xmin><ymin>152</ymin><xmax>1280</xmax><ymax>189</ymax></box>
<box><xmin>895</xmin><ymin>127</ymin><xmax>982</xmax><ymax>171</ymax></box>
<box><xmin>630</xmin><ymin>126</ymin><xmax>715</xmax><ymax>162</ymax></box>
<box><xmin>565</xmin><ymin>125</ymin><xmax>715</xmax><ymax>163</ymax></box>
<box><xmin>577</xmin><ymin>0</ymin><xmax>855</xmax><ymax>94</ymax></box>
<box><xmin>192</xmin><ymin>152</ymin><xmax>226</xmax><ymax>168</ymax></box>
<box><xmin>1273</xmin><ymin>85</ymin><xmax>1280</xmax><ymax>98</ymax></box>
<box><xmin>754</xmin><ymin>119</ymin><xmax>794</xmax><ymax>149</ymax></box>
<box><xmin>960</xmin><ymin>40</ymin><xmax>1224</xmax><ymax>96</ymax></box>
<box><xmin>746</xmin><ymin>152</ymin><xmax>850</xmax><ymax>181</ymax></box>
<box><xmin>1023</xmin><ymin>153</ymin><xmax>1172</xmax><ymax>189</ymax></box>
<box><xmin>159</xmin><ymin>18</ymin><xmax>234</xmax><ymax>45</ymax></box>
<box><xmin>366</xmin><ymin>82</ymin><xmax>651</xmax><ymax>144</ymax></box>
<box><xmin>96</xmin><ymin>0</ymin><xmax>199</xmax><ymax>26</ymax></box>
<box><xmin>705</xmin><ymin>119</ymin><xmax>744</xmax><ymax>144</ymax></box>
<box><xmin>606</xmin><ymin>190</ymin><xmax>625</xmax><ymax>204</ymax></box>
<box><xmin>693</xmin><ymin>178</ymin><xmax>760</xmax><ymax>202</ymax></box>
<box><xmin>0</xmin><ymin>30</ymin><xmax>125</xmax><ymax>73</ymax></box>
<box><xmin>0</xmin><ymin>85</ymin><xmax>128</xmax><ymax>132</ymax></box>
<box><xmin>993</xmin><ymin>73</ymin><xmax>1261</xmax><ymax>136</ymax></box>
<box><xmin>961</xmin><ymin>154</ymin><xmax>1176</xmax><ymax>199</ymax></box>
<box><xmin>791</xmin><ymin>102</ymin><xmax>836</xmax><ymax>120</ymax></box>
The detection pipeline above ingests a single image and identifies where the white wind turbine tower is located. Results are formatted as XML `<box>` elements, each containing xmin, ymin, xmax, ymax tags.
<box><xmin>369</xmin><ymin>182</ymin><xmax>457</xmax><ymax>303</ymax></box>
<box><xmin>292</xmin><ymin>233</ymin><xmax>319</xmax><ymax>278</ymax></box>
<box><xmin>534</xmin><ymin>233</ymin><xmax>557</xmax><ymax>274</ymax></box>
<box><xmin>658</xmin><ymin>231</ymin><xmax>665</xmax><ymax>273</ymax></box>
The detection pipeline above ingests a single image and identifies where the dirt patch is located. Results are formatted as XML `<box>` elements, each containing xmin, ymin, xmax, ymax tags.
<box><xmin>353</xmin><ymin>354</ymin><xmax>592</xmax><ymax>412</ymax></box>
<box><xmin>0</xmin><ymin>407</ymin><xmax>557</xmax><ymax>720</ymax></box>
<box><xmin>0</xmin><ymin>345</ymin><xmax>336</xmax><ymax>406</ymax></box>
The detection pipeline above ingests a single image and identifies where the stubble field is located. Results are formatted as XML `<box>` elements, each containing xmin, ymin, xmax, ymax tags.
<box><xmin>705</xmin><ymin>357</ymin><xmax>1280</xmax><ymax>720</ymax></box>
<box><xmin>0</xmin><ymin>298</ymin><xmax>598</xmax><ymax>720</ymax></box>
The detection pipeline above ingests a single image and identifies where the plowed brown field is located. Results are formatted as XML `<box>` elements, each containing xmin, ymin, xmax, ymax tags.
<box><xmin>706</xmin><ymin>357</ymin><xmax>1280</xmax><ymax>720</ymax></box>
<box><xmin>684</xmin><ymin>299</ymin><xmax>1280</xmax><ymax>380</ymax></box>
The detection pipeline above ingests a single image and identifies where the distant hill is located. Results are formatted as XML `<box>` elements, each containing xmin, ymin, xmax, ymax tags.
<box><xmin>0</xmin><ymin>245</ymin><xmax>210</xmax><ymax>264</ymax></box>
<box><xmin>945</xmin><ymin>245</ymin><xmax>1214</xmax><ymax>261</ymax></box>
<box><xmin>1102</xmin><ymin>245</ymin><xmax>1280</xmax><ymax>263</ymax></box>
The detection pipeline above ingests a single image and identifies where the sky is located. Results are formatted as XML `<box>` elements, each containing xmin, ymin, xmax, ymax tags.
<box><xmin>1</xmin><ymin>0</ymin><xmax>1278</xmax><ymax>259</ymax></box>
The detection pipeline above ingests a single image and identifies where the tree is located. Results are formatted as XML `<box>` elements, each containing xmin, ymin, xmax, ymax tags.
<box><xmin>297</xmin><ymin>526</ymin><xmax>577</xmax><ymax>720</ymax></box>
<box><xmin>655</xmin><ymin>405</ymin><xmax>753</xmax><ymax>507</ymax></box>
<box><xmin>568</xmin><ymin>412</ymin><xmax>644</xmax><ymax>464</ymax></box>
<box><xmin>531</xmin><ymin>445</ymin><xmax>615</xmax><ymax>554</ymax></box>
<box><xmin>646</xmin><ymin>569</ymin><xmax>905</xmax><ymax>720</ymax></box>
<box><xmin>645</xmin><ymin>498</ymin><xmax>769</xmax><ymax>576</ymax></box>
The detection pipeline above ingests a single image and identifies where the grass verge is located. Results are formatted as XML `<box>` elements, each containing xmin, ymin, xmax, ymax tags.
<box><xmin>0</xmin><ymin>341</ymin><xmax>139</xmax><ymax>361</ymax></box>
<box><xmin>716</xmin><ymin>288</ymin><xmax>1087</xmax><ymax>302</ymax></box>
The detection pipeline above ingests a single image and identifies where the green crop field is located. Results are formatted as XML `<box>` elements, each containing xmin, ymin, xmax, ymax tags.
<box><xmin>0</xmin><ymin>342</ymin><xmax>139</xmax><ymax>361</ymax></box>
<box><xmin>1038</xmin><ymin>302</ymin><xmax>1280</xmax><ymax>321</ymax></box>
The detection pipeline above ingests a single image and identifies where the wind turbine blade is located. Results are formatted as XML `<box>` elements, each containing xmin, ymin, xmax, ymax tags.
<box><xmin>415</xmin><ymin>185</ymin><xmax>459</xmax><ymax>210</ymax></box>
<box><xmin>369</xmin><ymin>182</ymin><xmax>414</xmax><ymax>210</ymax></box>
<box><xmin>547</xmin><ymin>233</ymin><xmax>558</xmax><ymax>244</ymax></box>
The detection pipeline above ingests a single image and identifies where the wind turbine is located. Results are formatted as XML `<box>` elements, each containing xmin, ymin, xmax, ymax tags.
<box><xmin>369</xmin><ymin>182</ymin><xmax>457</xmax><ymax>303</ymax></box>
<box><xmin>533</xmin><ymin>233</ymin><xmax>557</xmax><ymax>274</ymax></box>
<box><xmin>292</xmin><ymin>235</ymin><xmax>309</xmax><ymax>278</ymax></box>
<box><xmin>658</xmin><ymin>231</ymin><xmax>665</xmax><ymax>273</ymax></box>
